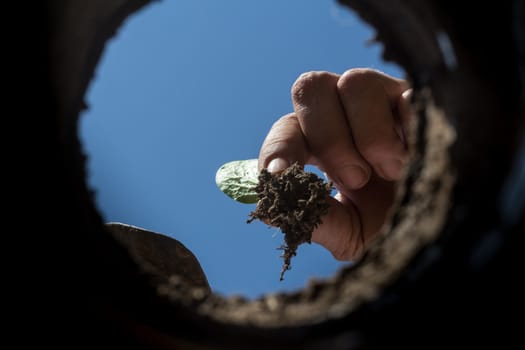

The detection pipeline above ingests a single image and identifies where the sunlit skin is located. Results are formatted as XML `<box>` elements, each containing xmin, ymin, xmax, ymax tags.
<box><xmin>258</xmin><ymin>68</ymin><xmax>413</xmax><ymax>260</ymax></box>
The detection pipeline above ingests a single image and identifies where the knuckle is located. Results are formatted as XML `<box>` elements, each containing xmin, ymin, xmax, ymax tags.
<box><xmin>272</xmin><ymin>113</ymin><xmax>298</xmax><ymax>129</ymax></box>
<box><xmin>267</xmin><ymin>114</ymin><xmax>299</xmax><ymax>142</ymax></box>
<box><xmin>337</xmin><ymin>68</ymin><xmax>380</xmax><ymax>94</ymax></box>
<box><xmin>291</xmin><ymin>71</ymin><xmax>337</xmax><ymax>103</ymax></box>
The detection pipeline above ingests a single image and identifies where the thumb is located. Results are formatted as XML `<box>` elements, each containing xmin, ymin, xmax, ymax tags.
<box><xmin>312</xmin><ymin>175</ymin><xmax>396</xmax><ymax>260</ymax></box>
<box><xmin>311</xmin><ymin>196</ymin><xmax>364</xmax><ymax>261</ymax></box>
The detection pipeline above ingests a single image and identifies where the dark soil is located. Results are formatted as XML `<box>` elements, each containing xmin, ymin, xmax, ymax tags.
<box><xmin>248</xmin><ymin>163</ymin><xmax>332</xmax><ymax>280</ymax></box>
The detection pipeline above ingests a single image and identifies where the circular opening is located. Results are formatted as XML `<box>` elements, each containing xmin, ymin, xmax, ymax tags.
<box><xmin>80</xmin><ymin>0</ymin><xmax>406</xmax><ymax>301</ymax></box>
<box><xmin>44</xmin><ymin>0</ymin><xmax>525</xmax><ymax>347</ymax></box>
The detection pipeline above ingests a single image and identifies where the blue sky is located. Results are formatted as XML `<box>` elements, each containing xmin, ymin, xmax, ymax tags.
<box><xmin>80</xmin><ymin>0</ymin><xmax>403</xmax><ymax>299</ymax></box>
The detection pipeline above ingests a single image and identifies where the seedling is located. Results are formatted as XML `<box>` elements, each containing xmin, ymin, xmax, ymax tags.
<box><xmin>216</xmin><ymin>159</ymin><xmax>332</xmax><ymax>280</ymax></box>
<box><xmin>215</xmin><ymin>159</ymin><xmax>259</xmax><ymax>204</ymax></box>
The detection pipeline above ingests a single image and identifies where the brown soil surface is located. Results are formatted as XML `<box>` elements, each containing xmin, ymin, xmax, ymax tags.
<box><xmin>248</xmin><ymin>163</ymin><xmax>332</xmax><ymax>280</ymax></box>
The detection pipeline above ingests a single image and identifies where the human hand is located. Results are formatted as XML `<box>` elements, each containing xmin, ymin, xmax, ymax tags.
<box><xmin>258</xmin><ymin>68</ymin><xmax>413</xmax><ymax>260</ymax></box>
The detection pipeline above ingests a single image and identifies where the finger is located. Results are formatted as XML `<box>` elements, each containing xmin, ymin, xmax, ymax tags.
<box><xmin>291</xmin><ymin>71</ymin><xmax>372</xmax><ymax>190</ymax></box>
<box><xmin>311</xmin><ymin>175</ymin><xmax>396</xmax><ymax>260</ymax></box>
<box><xmin>310</xmin><ymin>196</ymin><xmax>363</xmax><ymax>260</ymax></box>
<box><xmin>337</xmin><ymin>68</ymin><xmax>409</xmax><ymax>181</ymax></box>
<box><xmin>258</xmin><ymin>113</ymin><xmax>309</xmax><ymax>173</ymax></box>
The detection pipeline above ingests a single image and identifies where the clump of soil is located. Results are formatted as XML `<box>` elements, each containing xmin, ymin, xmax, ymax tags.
<box><xmin>247</xmin><ymin>162</ymin><xmax>332</xmax><ymax>280</ymax></box>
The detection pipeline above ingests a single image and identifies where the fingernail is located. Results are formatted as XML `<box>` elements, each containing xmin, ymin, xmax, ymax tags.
<box><xmin>378</xmin><ymin>159</ymin><xmax>403</xmax><ymax>180</ymax></box>
<box><xmin>337</xmin><ymin>165</ymin><xmax>369</xmax><ymax>190</ymax></box>
<box><xmin>267</xmin><ymin>158</ymin><xmax>289</xmax><ymax>174</ymax></box>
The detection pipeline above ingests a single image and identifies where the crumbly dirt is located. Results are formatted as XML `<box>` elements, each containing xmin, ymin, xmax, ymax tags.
<box><xmin>247</xmin><ymin>163</ymin><xmax>332</xmax><ymax>280</ymax></box>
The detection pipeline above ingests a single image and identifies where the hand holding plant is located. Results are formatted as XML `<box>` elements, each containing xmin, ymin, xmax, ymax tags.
<box><xmin>217</xmin><ymin>68</ymin><xmax>413</xmax><ymax>279</ymax></box>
